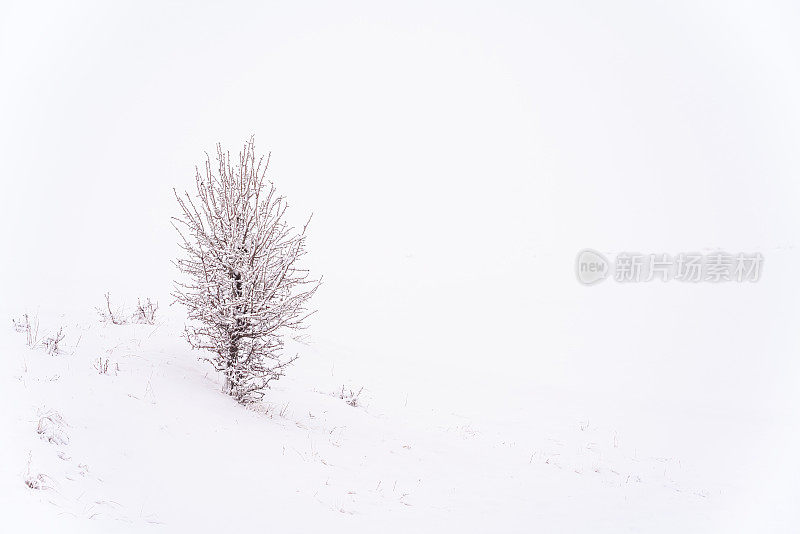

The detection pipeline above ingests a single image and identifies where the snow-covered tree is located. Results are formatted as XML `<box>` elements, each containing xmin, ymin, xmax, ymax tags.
<box><xmin>173</xmin><ymin>138</ymin><xmax>319</xmax><ymax>403</ymax></box>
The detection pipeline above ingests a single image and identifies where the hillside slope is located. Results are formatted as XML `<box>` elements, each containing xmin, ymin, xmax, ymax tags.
<box><xmin>1</xmin><ymin>311</ymin><xmax>725</xmax><ymax>533</ymax></box>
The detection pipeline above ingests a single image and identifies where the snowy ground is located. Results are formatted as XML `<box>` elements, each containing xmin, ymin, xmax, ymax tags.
<box><xmin>2</xmin><ymin>301</ymin><xmax>795</xmax><ymax>533</ymax></box>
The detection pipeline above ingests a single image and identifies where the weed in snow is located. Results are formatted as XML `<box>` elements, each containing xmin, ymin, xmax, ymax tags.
<box><xmin>97</xmin><ymin>292</ymin><xmax>128</xmax><ymax>325</ymax></box>
<box><xmin>24</xmin><ymin>452</ymin><xmax>54</xmax><ymax>491</ymax></box>
<box><xmin>37</xmin><ymin>409</ymin><xmax>69</xmax><ymax>446</ymax></box>
<box><xmin>12</xmin><ymin>313</ymin><xmax>40</xmax><ymax>347</ymax></box>
<box><xmin>339</xmin><ymin>385</ymin><xmax>364</xmax><ymax>407</ymax></box>
<box><xmin>42</xmin><ymin>327</ymin><xmax>66</xmax><ymax>356</ymax></box>
<box><xmin>132</xmin><ymin>298</ymin><xmax>159</xmax><ymax>325</ymax></box>
<box><xmin>94</xmin><ymin>356</ymin><xmax>119</xmax><ymax>375</ymax></box>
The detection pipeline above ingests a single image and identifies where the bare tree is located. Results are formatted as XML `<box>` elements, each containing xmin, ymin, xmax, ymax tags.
<box><xmin>173</xmin><ymin>138</ymin><xmax>319</xmax><ymax>403</ymax></box>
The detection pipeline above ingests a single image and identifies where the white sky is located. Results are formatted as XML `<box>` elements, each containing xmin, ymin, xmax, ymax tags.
<box><xmin>1</xmin><ymin>1</ymin><xmax>799</xmax><ymax>425</ymax></box>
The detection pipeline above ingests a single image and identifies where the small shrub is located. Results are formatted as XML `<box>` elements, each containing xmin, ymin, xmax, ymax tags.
<box><xmin>96</xmin><ymin>292</ymin><xmax>127</xmax><ymax>325</ymax></box>
<box><xmin>94</xmin><ymin>357</ymin><xmax>118</xmax><ymax>375</ymax></box>
<box><xmin>24</xmin><ymin>453</ymin><xmax>54</xmax><ymax>491</ymax></box>
<box><xmin>36</xmin><ymin>409</ymin><xmax>69</xmax><ymax>446</ymax></box>
<box><xmin>13</xmin><ymin>313</ymin><xmax>39</xmax><ymax>347</ymax></box>
<box><xmin>42</xmin><ymin>327</ymin><xmax>65</xmax><ymax>356</ymax></box>
<box><xmin>132</xmin><ymin>297</ymin><xmax>159</xmax><ymax>324</ymax></box>
<box><xmin>339</xmin><ymin>385</ymin><xmax>363</xmax><ymax>407</ymax></box>
<box><xmin>97</xmin><ymin>293</ymin><xmax>159</xmax><ymax>325</ymax></box>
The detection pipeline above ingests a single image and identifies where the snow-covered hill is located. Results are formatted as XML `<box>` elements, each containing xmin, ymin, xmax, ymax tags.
<box><xmin>0</xmin><ymin>309</ymin><xmax>744</xmax><ymax>532</ymax></box>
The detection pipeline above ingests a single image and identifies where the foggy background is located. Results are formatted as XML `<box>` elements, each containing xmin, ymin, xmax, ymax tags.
<box><xmin>2</xmin><ymin>2</ymin><xmax>799</xmax><ymax>527</ymax></box>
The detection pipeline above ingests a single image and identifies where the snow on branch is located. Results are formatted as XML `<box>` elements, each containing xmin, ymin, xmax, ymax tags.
<box><xmin>173</xmin><ymin>137</ymin><xmax>320</xmax><ymax>403</ymax></box>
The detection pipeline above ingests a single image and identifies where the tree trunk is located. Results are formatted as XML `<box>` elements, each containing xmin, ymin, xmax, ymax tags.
<box><xmin>225</xmin><ymin>336</ymin><xmax>239</xmax><ymax>395</ymax></box>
